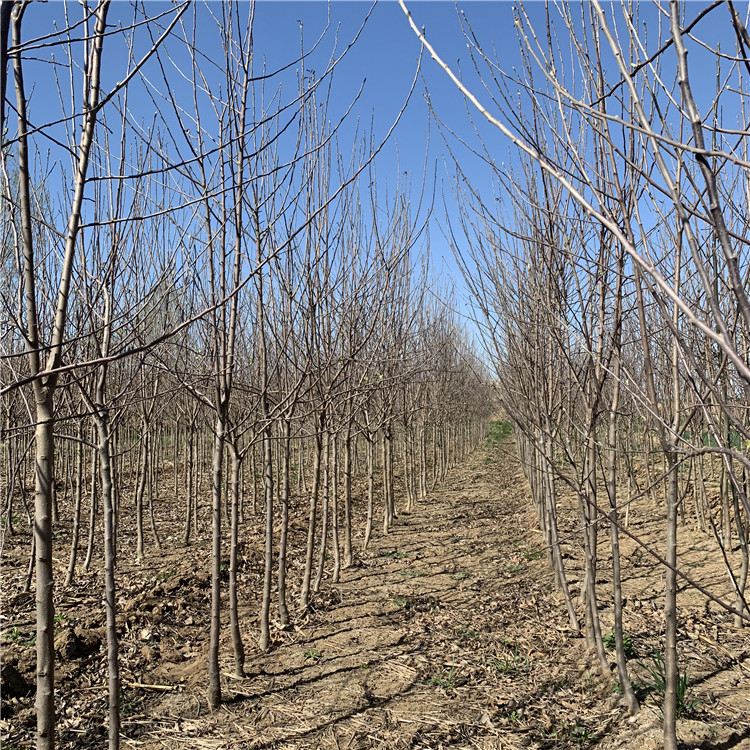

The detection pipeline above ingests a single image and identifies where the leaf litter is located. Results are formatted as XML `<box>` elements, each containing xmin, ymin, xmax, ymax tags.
<box><xmin>2</xmin><ymin>435</ymin><xmax>749</xmax><ymax>749</ymax></box>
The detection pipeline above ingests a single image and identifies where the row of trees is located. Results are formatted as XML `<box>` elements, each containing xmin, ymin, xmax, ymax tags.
<box><xmin>1</xmin><ymin>3</ymin><xmax>493</xmax><ymax>749</ymax></box>
<box><xmin>402</xmin><ymin>1</ymin><xmax>750</xmax><ymax>748</ymax></box>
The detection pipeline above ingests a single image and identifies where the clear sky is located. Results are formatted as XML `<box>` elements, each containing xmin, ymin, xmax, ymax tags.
<box><xmin>246</xmin><ymin>1</ymin><xmax>523</xmax><ymax>289</ymax></box>
<box><xmin>15</xmin><ymin>1</ymin><xmax>744</xmax><ymax>344</ymax></box>
<box><xmin>247</xmin><ymin>1</ymin><xmax>530</xmax><ymax>327</ymax></box>
<box><xmin>16</xmin><ymin>0</ymin><xmax>525</xmax><ymax>335</ymax></box>
<box><xmin>245</xmin><ymin>1</ymin><xmax>740</xmax><ymax>292</ymax></box>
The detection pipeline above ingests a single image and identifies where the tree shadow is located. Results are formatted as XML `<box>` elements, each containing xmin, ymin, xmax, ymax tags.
<box><xmin>681</xmin><ymin>725</ymin><xmax>750</xmax><ymax>750</ymax></box>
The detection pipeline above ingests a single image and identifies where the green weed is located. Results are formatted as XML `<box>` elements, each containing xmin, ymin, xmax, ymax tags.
<box><xmin>427</xmin><ymin>666</ymin><xmax>467</xmax><ymax>690</ymax></box>
<box><xmin>119</xmin><ymin>687</ymin><xmax>140</xmax><ymax>717</ymax></box>
<box><xmin>571</xmin><ymin>724</ymin><xmax>598</xmax><ymax>746</ymax></box>
<box><xmin>497</xmin><ymin>708</ymin><xmax>523</xmax><ymax>724</ymax></box>
<box><xmin>491</xmin><ymin>641</ymin><xmax>529</xmax><ymax>677</ymax></box>
<box><xmin>456</xmin><ymin>625</ymin><xmax>479</xmax><ymax>643</ymax></box>
<box><xmin>541</xmin><ymin>720</ymin><xmax>597</xmax><ymax>747</ymax></box>
<box><xmin>303</xmin><ymin>648</ymin><xmax>322</xmax><ymax>661</ymax></box>
<box><xmin>582</xmin><ymin>670</ymin><xmax>596</xmax><ymax>694</ymax></box>
<box><xmin>392</xmin><ymin>593</ymin><xmax>438</xmax><ymax>612</ymax></box>
<box><xmin>486</xmin><ymin>420</ymin><xmax>513</xmax><ymax>447</ymax></box>
<box><xmin>523</xmin><ymin>549</ymin><xmax>545</xmax><ymax>561</ymax></box>
<box><xmin>399</xmin><ymin>568</ymin><xmax>424</xmax><ymax>578</ymax></box>
<box><xmin>603</xmin><ymin>628</ymin><xmax>635</xmax><ymax>659</ymax></box>
<box><xmin>636</xmin><ymin>648</ymin><xmax>699</xmax><ymax>718</ymax></box>
<box><xmin>382</xmin><ymin>549</ymin><xmax>408</xmax><ymax>559</ymax></box>
<box><xmin>505</xmin><ymin>563</ymin><xmax>526</xmax><ymax>574</ymax></box>
<box><xmin>7</xmin><ymin>626</ymin><xmax>36</xmax><ymax>648</ymax></box>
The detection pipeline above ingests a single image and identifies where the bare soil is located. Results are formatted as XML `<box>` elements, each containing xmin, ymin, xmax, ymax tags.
<box><xmin>2</xmin><ymin>434</ymin><xmax>749</xmax><ymax>749</ymax></box>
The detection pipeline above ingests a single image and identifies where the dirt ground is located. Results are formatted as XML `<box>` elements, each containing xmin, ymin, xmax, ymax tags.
<box><xmin>2</xmin><ymin>431</ymin><xmax>749</xmax><ymax>749</ymax></box>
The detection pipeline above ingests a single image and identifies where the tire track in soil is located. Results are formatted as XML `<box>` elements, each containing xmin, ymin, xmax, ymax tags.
<box><xmin>146</xmin><ymin>437</ymin><xmax>615</xmax><ymax>750</ymax></box>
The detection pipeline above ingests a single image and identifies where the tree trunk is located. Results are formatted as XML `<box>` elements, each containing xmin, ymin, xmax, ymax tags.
<box><xmin>364</xmin><ymin>433</ymin><xmax>375</xmax><ymax>549</ymax></box>
<box><xmin>663</xmin><ymin>448</ymin><xmax>679</xmax><ymax>750</ymax></box>
<box><xmin>34</xmin><ymin>404</ymin><xmax>56</xmax><ymax>750</ymax></box>
<box><xmin>228</xmin><ymin>447</ymin><xmax>245</xmax><ymax>675</ymax></box>
<box><xmin>84</xmin><ymin>442</ymin><xmax>98</xmax><ymax>572</ymax></box>
<box><xmin>207</xmin><ymin>420</ymin><xmax>225</xmax><ymax>710</ymax></box>
<box><xmin>343</xmin><ymin>421</ymin><xmax>353</xmax><ymax>568</ymax></box>
<box><xmin>314</xmin><ymin>431</ymin><xmax>330</xmax><ymax>593</ymax></box>
<box><xmin>183</xmin><ymin>423</ymin><xmax>194</xmax><ymax>545</ymax></box>
<box><xmin>331</xmin><ymin>433</ymin><xmax>341</xmax><ymax>583</ymax></box>
<box><xmin>95</xmin><ymin>409</ymin><xmax>121</xmax><ymax>750</ymax></box>
<box><xmin>65</xmin><ymin>422</ymin><xmax>85</xmax><ymax>587</ymax></box>
<box><xmin>278</xmin><ymin>419</ymin><xmax>291</xmax><ymax>627</ymax></box>
<box><xmin>259</xmin><ymin>421</ymin><xmax>275</xmax><ymax>651</ymax></box>
<box><xmin>134</xmin><ymin>428</ymin><xmax>147</xmax><ymax>562</ymax></box>
<box><xmin>300</xmin><ymin>422</ymin><xmax>323</xmax><ymax>610</ymax></box>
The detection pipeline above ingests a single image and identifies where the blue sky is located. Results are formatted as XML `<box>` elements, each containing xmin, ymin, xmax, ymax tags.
<box><xmin>17</xmin><ymin>0</ymin><xmax>524</xmax><ymax>335</ymax></box>
<box><xmin>15</xmin><ymin>1</ymin><xmax>746</xmax><ymax>346</ymax></box>
<box><xmin>246</xmin><ymin>1</ymin><xmax>522</xmax><ymax>283</ymax></box>
<box><xmin>248</xmin><ymin>0</ymin><xmax>529</xmax><ymax>329</ymax></box>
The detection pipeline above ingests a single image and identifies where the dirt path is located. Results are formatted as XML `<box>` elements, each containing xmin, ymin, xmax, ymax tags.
<box><xmin>135</xmin><ymin>439</ymin><xmax>621</xmax><ymax>749</ymax></box>
<box><xmin>4</xmin><ymin>433</ymin><xmax>750</xmax><ymax>749</ymax></box>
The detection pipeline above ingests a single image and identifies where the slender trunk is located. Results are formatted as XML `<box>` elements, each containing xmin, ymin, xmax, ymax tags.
<box><xmin>251</xmin><ymin>449</ymin><xmax>258</xmax><ymax>515</ymax></box>
<box><xmin>183</xmin><ymin>424</ymin><xmax>194</xmax><ymax>545</ymax></box>
<box><xmin>314</xmin><ymin>430</ymin><xmax>330</xmax><ymax>593</ymax></box>
<box><xmin>299</xmin><ymin>436</ymin><xmax>306</xmax><ymax>495</ymax></box>
<box><xmin>664</xmin><ymin>449</ymin><xmax>679</xmax><ymax>750</ymax></box>
<box><xmin>402</xmin><ymin>433</ymin><xmax>412</xmax><ymax>512</ymax></box>
<box><xmin>278</xmin><ymin>419</ymin><xmax>291</xmax><ymax>627</ymax></box>
<box><xmin>259</xmin><ymin>422</ymin><xmax>274</xmax><ymax>651</ymax></box>
<box><xmin>696</xmin><ymin>454</ymin><xmax>708</xmax><ymax>533</ymax></box>
<box><xmin>84</xmin><ymin>441</ymin><xmax>98</xmax><ymax>572</ymax></box>
<box><xmin>543</xmin><ymin>436</ymin><xmax>578</xmax><ymax>633</ymax></box>
<box><xmin>134</xmin><ymin>428</ymin><xmax>147</xmax><ymax>561</ymax></box>
<box><xmin>430</xmin><ymin>423</ymin><xmax>437</xmax><ymax>490</ymax></box>
<box><xmin>207</xmin><ymin>420</ymin><xmax>225</xmax><ymax>710</ymax></box>
<box><xmin>65</xmin><ymin>422</ymin><xmax>84</xmax><ymax>587</ymax></box>
<box><xmin>34</xmin><ymin>407</ymin><xmax>56</xmax><ymax>750</ymax></box>
<box><xmin>228</xmin><ymin>447</ymin><xmax>245</xmax><ymax>675</ymax></box>
<box><xmin>382</xmin><ymin>429</ymin><xmax>389</xmax><ymax>534</ymax></box>
<box><xmin>300</xmin><ymin>422</ymin><xmax>323</xmax><ymax>610</ymax></box>
<box><xmin>608</xmin><ymin>382</ymin><xmax>639</xmax><ymax>713</ymax></box>
<box><xmin>331</xmin><ymin>433</ymin><xmax>341</xmax><ymax>583</ymax></box>
<box><xmin>364</xmin><ymin>433</ymin><xmax>375</xmax><ymax>549</ymax></box>
<box><xmin>343</xmin><ymin>422</ymin><xmax>353</xmax><ymax>568</ymax></box>
<box><xmin>95</xmin><ymin>410</ymin><xmax>120</xmax><ymax>750</ymax></box>
<box><xmin>733</xmin><ymin>487</ymin><xmax>749</xmax><ymax>627</ymax></box>
<box><xmin>419</xmin><ymin>425</ymin><xmax>428</xmax><ymax>500</ymax></box>
<box><xmin>2</xmin><ymin>435</ymin><xmax>13</xmax><ymax>536</ymax></box>
<box><xmin>147</xmin><ymin>434</ymin><xmax>161</xmax><ymax>550</ymax></box>
<box><xmin>173</xmin><ymin>421</ymin><xmax>179</xmax><ymax>523</ymax></box>
<box><xmin>193</xmin><ymin>430</ymin><xmax>200</xmax><ymax>536</ymax></box>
